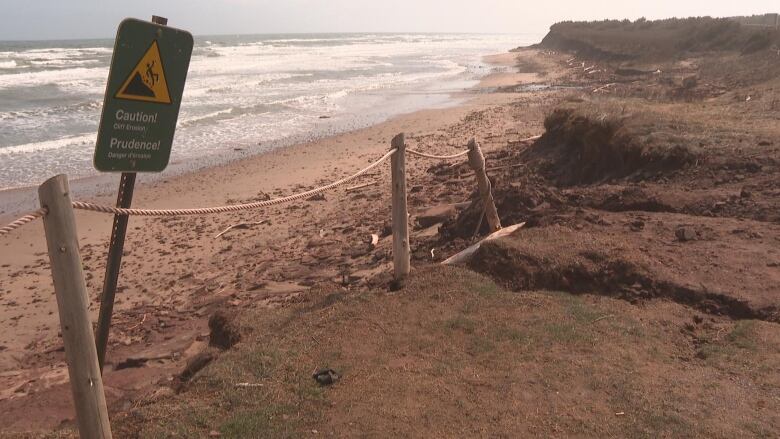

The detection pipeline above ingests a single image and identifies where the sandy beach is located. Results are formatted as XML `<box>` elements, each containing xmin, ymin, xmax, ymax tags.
<box><xmin>0</xmin><ymin>48</ymin><xmax>558</xmax><ymax>430</ymax></box>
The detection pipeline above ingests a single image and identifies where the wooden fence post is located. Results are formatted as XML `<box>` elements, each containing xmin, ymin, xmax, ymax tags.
<box><xmin>390</xmin><ymin>133</ymin><xmax>410</xmax><ymax>283</ymax></box>
<box><xmin>39</xmin><ymin>175</ymin><xmax>113</xmax><ymax>439</ymax></box>
<box><xmin>467</xmin><ymin>139</ymin><xmax>502</xmax><ymax>233</ymax></box>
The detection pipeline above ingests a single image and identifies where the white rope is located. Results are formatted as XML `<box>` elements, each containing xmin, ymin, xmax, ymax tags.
<box><xmin>0</xmin><ymin>135</ymin><xmax>543</xmax><ymax>236</ymax></box>
<box><xmin>71</xmin><ymin>149</ymin><xmax>396</xmax><ymax>217</ymax></box>
<box><xmin>0</xmin><ymin>208</ymin><xmax>48</xmax><ymax>237</ymax></box>
<box><xmin>406</xmin><ymin>148</ymin><xmax>469</xmax><ymax>160</ymax></box>
<box><xmin>405</xmin><ymin>135</ymin><xmax>540</xmax><ymax>161</ymax></box>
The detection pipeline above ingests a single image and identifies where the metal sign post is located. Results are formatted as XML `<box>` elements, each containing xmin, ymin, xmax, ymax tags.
<box><xmin>94</xmin><ymin>15</ymin><xmax>192</xmax><ymax>371</ymax></box>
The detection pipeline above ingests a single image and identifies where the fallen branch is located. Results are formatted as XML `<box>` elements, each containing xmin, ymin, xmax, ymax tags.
<box><xmin>346</xmin><ymin>181</ymin><xmax>378</xmax><ymax>192</ymax></box>
<box><xmin>442</xmin><ymin>223</ymin><xmax>525</xmax><ymax>265</ymax></box>
<box><xmin>486</xmin><ymin>162</ymin><xmax>527</xmax><ymax>172</ymax></box>
<box><xmin>127</xmin><ymin>313</ymin><xmax>147</xmax><ymax>331</ymax></box>
<box><xmin>590</xmin><ymin>314</ymin><xmax>614</xmax><ymax>324</ymax></box>
<box><xmin>235</xmin><ymin>382</ymin><xmax>264</xmax><ymax>388</ymax></box>
<box><xmin>517</xmin><ymin>134</ymin><xmax>541</xmax><ymax>143</ymax></box>
<box><xmin>593</xmin><ymin>83</ymin><xmax>616</xmax><ymax>93</ymax></box>
<box><xmin>214</xmin><ymin>220</ymin><xmax>268</xmax><ymax>239</ymax></box>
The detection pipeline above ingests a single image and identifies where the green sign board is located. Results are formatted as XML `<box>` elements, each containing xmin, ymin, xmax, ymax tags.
<box><xmin>94</xmin><ymin>18</ymin><xmax>193</xmax><ymax>172</ymax></box>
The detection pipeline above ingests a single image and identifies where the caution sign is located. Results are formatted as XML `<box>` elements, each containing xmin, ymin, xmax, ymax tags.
<box><xmin>115</xmin><ymin>41</ymin><xmax>171</xmax><ymax>104</ymax></box>
<box><xmin>94</xmin><ymin>18</ymin><xmax>193</xmax><ymax>172</ymax></box>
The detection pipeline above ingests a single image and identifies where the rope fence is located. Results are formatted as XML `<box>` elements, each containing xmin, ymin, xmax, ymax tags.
<box><xmin>406</xmin><ymin>148</ymin><xmax>469</xmax><ymax>160</ymax></box>
<box><xmin>0</xmin><ymin>149</ymin><xmax>396</xmax><ymax>236</ymax></box>
<box><xmin>0</xmin><ymin>134</ymin><xmax>541</xmax><ymax>237</ymax></box>
<box><xmin>0</xmin><ymin>208</ymin><xmax>48</xmax><ymax>237</ymax></box>
<box><xmin>71</xmin><ymin>148</ymin><xmax>396</xmax><ymax>217</ymax></box>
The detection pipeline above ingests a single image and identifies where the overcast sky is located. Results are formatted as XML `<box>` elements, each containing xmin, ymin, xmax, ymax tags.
<box><xmin>0</xmin><ymin>0</ymin><xmax>777</xmax><ymax>41</ymax></box>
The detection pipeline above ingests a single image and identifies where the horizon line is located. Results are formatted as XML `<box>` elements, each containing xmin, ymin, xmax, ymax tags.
<box><xmin>0</xmin><ymin>30</ymin><xmax>543</xmax><ymax>44</ymax></box>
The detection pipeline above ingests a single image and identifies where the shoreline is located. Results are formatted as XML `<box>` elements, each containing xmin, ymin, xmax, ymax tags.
<box><xmin>0</xmin><ymin>65</ymin><xmax>498</xmax><ymax>221</ymax></box>
<box><xmin>0</xmin><ymin>32</ymin><xmax>537</xmax><ymax>204</ymax></box>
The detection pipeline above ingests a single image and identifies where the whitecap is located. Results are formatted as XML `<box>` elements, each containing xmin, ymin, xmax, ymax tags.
<box><xmin>0</xmin><ymin>134</ymin><xmax>96</xmax><ymax>155</ymax></box>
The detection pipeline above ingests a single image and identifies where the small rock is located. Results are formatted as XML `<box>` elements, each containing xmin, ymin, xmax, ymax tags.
<box><xmin>312</xmin><ymin>368</ymin><xmax>340</xmax><ymax>385</ymax></box>
<box><xmin>758</xmin><ymin>140</ymin><xmax>772</xmax><ymax>146</ymax></box>
<box><xmin>629</xmin><ymin>220</ymin><xmax>644</xmax><ymax>232</ymax></box>
<box><xmin>675</xmin><ymin>226</ymin><xmax>697</xmax><ymax>242</ymax></box>
<box><xmin>307</xmin><ymin>193</ymin><xmax>326</xmax><ymax>202</ymax></box>
<box><xmin>740</xmin><ymin>188</ymin><xmax>752</xmax><ymax>199</ymax></box>
<box><xmin>368</xmin><ymin>233</ymin><xmax>379</xmax><ymax>250</ymax></box>
<box><xmin>209</xmin><ymin>430</ymin><xmax>222</xmax><ymax>437</ymax></box>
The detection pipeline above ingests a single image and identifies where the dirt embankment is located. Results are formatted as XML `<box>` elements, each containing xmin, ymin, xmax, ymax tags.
<box><xmin>443</xmin><ymin>18</ymin><xmax>780</xmax><ymax>324</ymax></box>
<box><xmin>524</xmin><ymin>105</ymin><xmax>697</xmax><ymax>185</ymax></box>
<box><xmin>539</xmin><ymin>17</ymin><xmax>780</xmax><ymax>61</ymax></box>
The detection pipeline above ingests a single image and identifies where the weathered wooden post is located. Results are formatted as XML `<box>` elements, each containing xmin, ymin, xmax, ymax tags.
<box><xmin>390</xmin><ymin>133</ymin><xmax>410</xmax><ymax>283</ymax></box>
<box><xmin>467</xmin><ymin>139</ymin><xmax>502</xmax><ymax>233</ymax></box>
<box><xmin>39</xmin><ymin>175</ymin><xmax>113</xmax><ymax>439</ymax></box>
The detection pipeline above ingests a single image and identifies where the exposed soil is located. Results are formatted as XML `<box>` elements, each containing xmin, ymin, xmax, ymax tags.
<box><xmin>113</xmin><ymin>268</ymin><xmax>780</xmax><ymax>438</ymax></box>
<box><xmin>525</xmin><ymin>105</ymin><xmax>698</xmax><ymax>185</ymax></box>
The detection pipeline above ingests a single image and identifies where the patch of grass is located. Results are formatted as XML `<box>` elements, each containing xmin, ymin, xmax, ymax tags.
<box><xmin>469</xmin><ymin>279</ymin><xmax>503</xmax><ymax>297</ymax></box>
<box><xmin>742</xmin><ymin>420</ymin><xmax>778</xmax><ymax>438</ymax></box>
<box><xmin>468</xmin><ymin>334</ymin><xmax>496</xmax><ymax>355</ymax></box>
<box><xmin>698</xmin><ymin>320</ymin><xmax>759</xmax><ymax>363</ymax></box>
<box><xmin>641</xmin><ymin>410</ymin><xmax>693</xmax><ymax>438</ymax></box>
<box><xmin>561</xmin><ymin>294</ymin><xmax>602</xmax><ymax>324</ymax></box>
<box><xmin>444</xmin><ymin>315</ymin><xmax>477</xmax><ymax>334</ymax></box>
<box><xmin>696</xmin><ymin>343</ymin><xmax>730</xmax><ymax>361</ymax></box>
<box><xmin>490</xmin><ymin>323</ymin><xmax>529</xmax><ymax>344</ymax></box>
<box><xmin>542</xmin><ymin>322</ymin><xmax>592</xmax><ymax>346</ymax></box>
<box><xmin>429</xmin><ymin>358</ymin><xmax>459</xmax><ymax>377</ymax></box>
<box><xmin>726</xmin><ymin>320</ymin><xmax>758</xmax><ymax>350</ymax></box>
<box><xmin>294</xmin><ymin>379</ymin><xmax>326</xmax><ymax>402</ymax></box>
<box><xmin>219</xmin><ymin>404</ymin><xmax>294</xmax><ymax>438</ymax></box>
<box><xmin>621</xmin><ymin>323</ymin><xmax>646</xmax><ymax>339</ymax></box>
<box><xmin>243</xmin><ymin>349</ymin><xmax>279</xmax><ymax>379</ymax></box>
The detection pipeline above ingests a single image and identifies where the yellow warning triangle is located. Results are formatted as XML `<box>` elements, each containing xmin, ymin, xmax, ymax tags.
<box><xmin>115</xmin><ymin>40</ymin><xmax>172</xmax><ymax>104</ymax></box>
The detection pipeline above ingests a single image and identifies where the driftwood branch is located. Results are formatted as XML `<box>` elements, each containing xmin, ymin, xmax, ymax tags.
<box><xmin>442</xmin><ymin>223</ymin><xmax>525</xmax><ymax>265</ymax></box>
<box><xmin>486</xmin><ymin>162</ymin><xmax>527</xmax><ymax>172</ymax></box>
<box><xmin>214</xmin><ymin>220</ymin><xmax>268</xmax><ymax>239</ymax></box>
<box><xmin>346</xmin><ymin>181</ymin><xmax>378</xmax><ymax>192</ymax></box>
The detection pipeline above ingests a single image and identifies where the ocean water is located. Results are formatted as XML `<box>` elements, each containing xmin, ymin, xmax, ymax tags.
<box><xmin>0</xmin><ymin>33</ymin><xmax>536</xmax><ymax>190</ymax></box>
